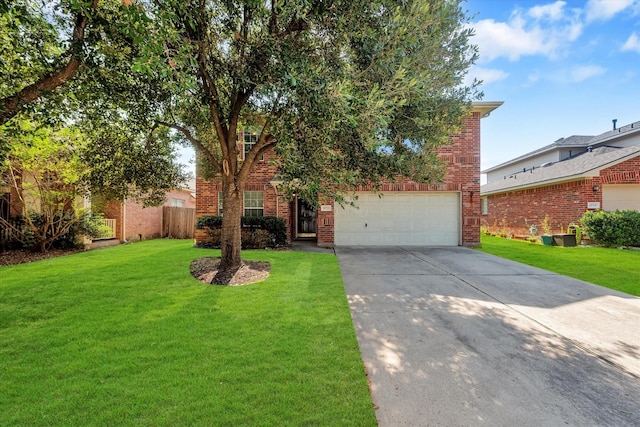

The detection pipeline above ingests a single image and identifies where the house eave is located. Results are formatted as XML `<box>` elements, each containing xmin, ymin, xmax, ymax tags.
<box><xmin>472</xmin><ymin>101</ymin><xmax>503</xmax><ymax>118</ymax></box>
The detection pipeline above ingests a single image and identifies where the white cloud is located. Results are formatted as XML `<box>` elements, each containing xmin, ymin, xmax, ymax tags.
<box><xmin>569</xmin><ymin>65</ymin><xmax>606</xmax><ymax>82</ymax></box>
<box><xmin>529</xmin><ymin>1</ymin><xmax>567</xmax><ymax>21</ymax></box>
<box><xmin>472</xmin><ymin>4</ymin><xmax>583</xmax><ymax>63</ymax></box>
<box><xmin>622</xmin><ymin>32</ymin><xmax>640</xmax><ymax>52</ymax></box>
<box><xmin>473</xmin><ymin>17</ymin><xmax>551</xmax><ymax>62</ymax></box>
<box><xmin>585</xmin><ymin>0</ymin><xmax>636</xmax><ymax>23</ymax></box>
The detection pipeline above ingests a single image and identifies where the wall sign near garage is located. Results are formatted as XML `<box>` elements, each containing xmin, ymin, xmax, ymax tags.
<box><xmin>587</xmin><ymin>202</ymin><xmax>601</xmax><ymax>209</ymax></box>
<box><xmin>320</xmin><ymin>205</ymin><xmax>332</xmax><ymax>212</ymax></box>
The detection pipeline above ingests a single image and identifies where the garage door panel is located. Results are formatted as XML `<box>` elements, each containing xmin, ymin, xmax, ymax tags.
<box><xmin>334</xmin><ymin>192</ymin><xmax>460</xmax><ymax>246</ymax></box>
<box><xmin>603</xmin><ymin>185</ymin><xmax>640</xmax><ymax>211</ymax></box>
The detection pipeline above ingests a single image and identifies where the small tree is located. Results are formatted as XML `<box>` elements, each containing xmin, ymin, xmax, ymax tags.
<box><xmin>0</xmin><ymin>121</ymin><xmax>95</xmax><ymax>251</ymax></box>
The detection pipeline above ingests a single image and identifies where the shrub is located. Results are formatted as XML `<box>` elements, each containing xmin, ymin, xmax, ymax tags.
<box><xmin>580</xmin><ymin>210</ymin><xmax>640</xmax><ymax>247</ymax></box>
<box><xmin>196</xmin><ymin>216</ymin><xmax>287</xmax><ymax>248</ymax></box>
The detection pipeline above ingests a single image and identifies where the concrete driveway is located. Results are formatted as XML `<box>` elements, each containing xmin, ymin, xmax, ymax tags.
<box><xmin>336</xmin><ymin>246</ymin><xmax>640</xmax><ymax>426</ymax></box>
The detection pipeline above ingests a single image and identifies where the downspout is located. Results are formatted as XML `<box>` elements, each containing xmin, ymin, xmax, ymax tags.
<box><xmin>122</xmin><ymin>197</ymin><xmax>126</xmax><ymax>243</ymax></box>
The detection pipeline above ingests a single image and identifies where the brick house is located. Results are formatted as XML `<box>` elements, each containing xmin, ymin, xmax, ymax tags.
<box><xmin>195</xmin><ymin>102</ymin><xmax>502</xmax><ymax>248</ymax></box>
<box><xmin>99</xmin><ymin>184</ymin><xmax>196</xmax><ymax>243</ymax></box>
<box><xmin>481</xmin><ymin>119</ymin><xmax>640</xmax><ymax>236</ymax></box>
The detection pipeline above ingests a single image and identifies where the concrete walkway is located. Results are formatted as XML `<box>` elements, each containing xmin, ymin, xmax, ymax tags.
<box><xmin>336</xmin><ymin>246</ymin><xmax>640</xmax><ymax>426</ymax></box>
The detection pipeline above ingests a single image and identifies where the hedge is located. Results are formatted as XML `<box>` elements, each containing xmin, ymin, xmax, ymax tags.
<box><xmin>580</xmin><ymin>210</ymin><xmax>640</xmax><ymax>247</ymax></box>
<box><xmin>196</xmin><ymin>216</ymin><xmax>287</xmax><ymax>248</ymax></box>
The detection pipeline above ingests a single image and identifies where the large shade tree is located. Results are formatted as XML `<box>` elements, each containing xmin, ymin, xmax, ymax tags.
<box><xmin>123</xmin><ymin>0</ymin><xmax>481</xmax><ymax>273</ymax></box>
<box><xmin>0</xmin><ymin>0</ymin><xmax>186</xmax><ymax>203</ymax></box>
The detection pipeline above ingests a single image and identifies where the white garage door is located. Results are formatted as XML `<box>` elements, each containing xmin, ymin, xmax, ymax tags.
<box><xmin>603</xmin><ymin>184</ymin><xmax>640</xmax><ymax>211</ymax></box>
<box><xmin>334</xmin><ymin>192</ymin><xmax>460</xmax><ymax>246</ymax></box>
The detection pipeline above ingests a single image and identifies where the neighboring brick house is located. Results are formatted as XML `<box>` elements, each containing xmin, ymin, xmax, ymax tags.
<box><xmin>1</xmin><ymin>170</ymin><xmax>196</xmax><ymax>247</ymax></box>
<box><xmin>196</xmin><ymin>102</ymin><xmax>502</xmax><ymax>248</ymax></box>
<box><xmin>100</xmin><ymin>184</ymin><xmax>196</xmax><ymax>243</ymax></box>
<box><xmin>481</xmin><ymin>120</ymin><xmax>640</xmax><ymax>236</ymax></box>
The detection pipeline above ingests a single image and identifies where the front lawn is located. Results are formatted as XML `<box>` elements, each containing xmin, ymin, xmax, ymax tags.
<box><xmin>477</xmin><ymin>235</ymin><xmax>640</xmax><ymax>297</ymax></box>
<box><xmin>0</xmin><ymin>240</ymin><xmax>376</xmax><ymax>426</ymax></box>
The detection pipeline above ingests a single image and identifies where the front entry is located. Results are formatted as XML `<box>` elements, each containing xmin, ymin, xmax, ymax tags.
<box><xmin>296</xmin><ymin>198</ymin><xmax>317</xmax><ymax>239</ymax></box>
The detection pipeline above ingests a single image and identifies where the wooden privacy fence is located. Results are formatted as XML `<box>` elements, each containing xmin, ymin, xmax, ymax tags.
<box><xmin>163</xmin><ymin>207</ymin><xmax>196</xmax><ymax>239</ymax></box>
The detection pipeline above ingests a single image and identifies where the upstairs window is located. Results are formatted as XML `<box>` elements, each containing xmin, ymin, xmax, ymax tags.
<box><xmin>240</xmin><ymin>130</ymin><xmax>263</xmax><ymax>161</ymax></box>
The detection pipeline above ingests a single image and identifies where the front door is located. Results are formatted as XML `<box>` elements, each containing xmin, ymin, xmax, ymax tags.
<box><xmin>296</xmin><ymin>198</ymin><xmax>317</xmax><ymax>238</ymax></box>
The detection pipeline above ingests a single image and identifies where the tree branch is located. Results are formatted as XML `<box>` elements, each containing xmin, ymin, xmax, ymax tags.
<box><xmin>156</xmin><ymin>120</ymin><xmax>222</xmax><ymax>171</ymax></box>
<box><xmin>0</xmin><ymin>0</ymin><xmax>99</xmax><ymax>126</ymax></box>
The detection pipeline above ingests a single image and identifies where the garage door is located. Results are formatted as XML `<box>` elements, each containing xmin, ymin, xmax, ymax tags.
<box><xmin>334</xmin><ymin>192</ymin><xmax>460</xmax><ymax>246</ymax></box>
<box><xmin>603</xmin><ymin>185</ymin><xmax>640</xmax><ymax>211</ymax></box>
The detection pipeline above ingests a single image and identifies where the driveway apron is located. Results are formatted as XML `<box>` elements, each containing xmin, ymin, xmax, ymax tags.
<box><xmin>336</xmin><ymin>246</ymin><xmax>640</xmax><ymax>426</ymax></box>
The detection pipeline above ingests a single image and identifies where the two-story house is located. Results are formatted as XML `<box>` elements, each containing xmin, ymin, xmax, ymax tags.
<box><xmin>195</xmin><ymin>102</ymin><xmax>502</xmax><ymax>248</ymax></box>
<box><xmin>481</xmin><ymin>119</ymin><xmax>640</xmax><ymax>236</ymax></box>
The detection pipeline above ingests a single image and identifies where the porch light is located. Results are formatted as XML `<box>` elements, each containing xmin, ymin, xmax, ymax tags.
<box><xmin>592</xmin><ymin>185</ymin><xmax>600</xmax><ymax>192</ymax></box>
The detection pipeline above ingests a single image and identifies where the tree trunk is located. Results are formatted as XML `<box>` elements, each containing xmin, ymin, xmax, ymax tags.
<box><xmin>219</xmin><ymin>178</ymin><xmax>243</xmax><ymax>272</ymax></box>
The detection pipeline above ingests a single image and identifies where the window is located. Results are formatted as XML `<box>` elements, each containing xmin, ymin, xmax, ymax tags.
<box><xmin>240</xmin><ymin>130</ymin><xmax>263</xmax><ymax>161</ymax></box>
<box><xmin>217</xmin><ymin>191</ymin><xmax>264</xmax><ymax>216</ymax></box>
<box><xmin>481</xmin><ymin>197</ymin><xmax>488</xmax><ymax>215</ymax></box>
<box><xmin>171</xmin><ymin>198</ymin><xmax>184</xmax><ymax>207</ymax></box>
<box><xmin>244</xmin><ymin>191</ymin><xmax>264</xmax><ymax>217</ymax></box>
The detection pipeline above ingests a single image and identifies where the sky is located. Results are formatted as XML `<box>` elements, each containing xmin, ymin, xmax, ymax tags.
<box><xmin>465</xmin><ymin>0</ymin><xmax>640</xmax><ymax>178</ymax></box>
<box><xmin>177</xmin><ymin>0</ymin><xmax>640</xmax><ymax>178</ymax></box>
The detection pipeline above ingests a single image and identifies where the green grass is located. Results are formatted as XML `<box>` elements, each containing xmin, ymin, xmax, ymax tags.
<box><xmin>477</xmin><ymin>235</ymin><xmax>640</xmax><ymax>297</ymax></box>
<box><xmin>0</xmin><ymin>240</ymin><xmax>376</xmax><ymax>426</ymax></box>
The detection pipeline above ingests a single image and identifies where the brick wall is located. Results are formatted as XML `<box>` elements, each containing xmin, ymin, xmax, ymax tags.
<box><xmin>600</xmin><ymin>157</ymin><xmax>640</xmax><ymax>184</ymax></box>
<box><xmin>483</xmin><ymin>155</ymin><xmax>640</xmax><ymax>236</ymax></box>
<box><xmin>102</xmin><ymin>188</ymin><xmax>197</xmax><ymax>242</ymax></box>
<box><xmin>197</xmin><ymin>112</ymin><xmax>483</xmax><ymax>246</ymax></box>
<box><xmin>195</xmin><ymin>149</ymin><xmax>293</xmax><ymax>244</ymax></box>
<box><xmin>483</xmin><ymin>179</ymin><xmax>598</xmax><ymax>236</ymax></box>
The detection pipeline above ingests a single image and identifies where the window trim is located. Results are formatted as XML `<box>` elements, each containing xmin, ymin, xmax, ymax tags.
<box><xmin>240</xmin><ymin>130</ymin><xmax>263</xmax><ymax>161</ymax></box>
<box><xmin>243</xmin><ymin>191</ymin><xmax>264</xmax><ymax>217</ymax></box>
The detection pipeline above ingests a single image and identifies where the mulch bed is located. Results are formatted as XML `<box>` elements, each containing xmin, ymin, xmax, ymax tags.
<box><xmin>190</xmin><ymin>257</ymin><xmax>271</xmax><ymax>286</ymax></box>
<box><xmin>0</xmin><ymin>248</ymin><xmax>82</xmax><ymax>266</ymax></box>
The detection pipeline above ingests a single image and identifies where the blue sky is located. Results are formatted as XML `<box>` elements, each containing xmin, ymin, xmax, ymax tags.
<box><xmin>466</xmin><ymin>0</ymin><xmax>640</xmax><ymax>177</ymax></box>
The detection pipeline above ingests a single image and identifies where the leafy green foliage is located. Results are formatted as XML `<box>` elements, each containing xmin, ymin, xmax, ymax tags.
<box><xmin>581</xmin><ymin>210</ymin><xmax>640</xmax><ymax>247</ymax></box>
<box><xmin>79</xmin><ymin>114</ymin><xmax>186</xmax><ymax>207</ymax></box>
<box><xmin>0</xmin><ymin>121</ymin><xmax>92</xmax><ymax>251</ymax></box>
<box><xmin>197</xmin><ymin>215</ymin><xmax>287</xmax><ymax>248</ymax></box>
<box><xmin>119</xmin><ymin>0</ymin><xmax>480</xmax><ymax>268</ymax></box>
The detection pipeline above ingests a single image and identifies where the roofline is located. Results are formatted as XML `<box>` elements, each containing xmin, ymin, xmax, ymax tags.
<box><xmin>483</xmin><ymin>120</ymin><xmax>640</xmax><ymax>174</ymax></box>
<box><xmin>589</xmin><ymin>123</ymin><xmax>640</xmax><ymax>146</ymax></box>
<box><xmin>481</xmin><ymin>149</ymin><xmax>640</xmax><ymax>196</ymax></box>
<box><xmin>472</xmin><ymin>101</ymin><xmax>503</xmax><ymax>118</ymax></box>
<box><xmin>481</xmin><ymin>173</ymin><xmax>594</xmax><ymax>196</ymax></box>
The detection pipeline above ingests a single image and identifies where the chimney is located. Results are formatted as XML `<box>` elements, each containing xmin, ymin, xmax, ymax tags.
<box><xmin>613</xmin><ymin>119</ymin><xmax>617</xmax><ymax>130</ymax></box>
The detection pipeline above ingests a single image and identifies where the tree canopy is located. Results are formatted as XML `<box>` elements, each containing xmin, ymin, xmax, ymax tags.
<box><xmin>119</xmin><ymin>0</ymin><xmax>481</xmax><ymax>271</ymax></box>
<box><xmin>1</xmin><ymin>0</ymin><xmax>481</xmax><ymax>272</ymax></box>
<box><xmin>0</xmin><ymin>0</ymin><xmax>186</xmax><ymax>203</ymax></box>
